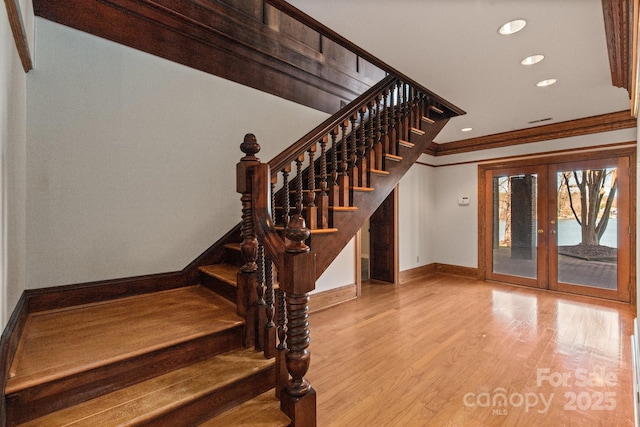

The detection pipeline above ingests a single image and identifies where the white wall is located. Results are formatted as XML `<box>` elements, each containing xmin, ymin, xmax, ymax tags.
<box><xmin>398</xmin><ymin>158</ymin><xmax>437</xmax><ymax>271</ymax></box>
<box><xmin>26</xmin><ymin>19</ymin><xmax>330</xmax><ymax>289</ymax></box>
<box><xmin>433</xmin><ymin>162</ymin><xmax>478</xmax><ymax>267</ymax></box>
<box><xmin>315</xmin><ymin>238</ymin><xmax>356</xmax><ymax>293</ymax></box>
<box><xmin>1</xmin><ymin>1</ymin><xmax>32</xmax><ymax>329</ymax></box>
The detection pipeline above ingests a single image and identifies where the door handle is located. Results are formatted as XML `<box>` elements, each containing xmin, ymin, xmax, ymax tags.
<box><xmin>538</xmin><ymin>229</ymin><xmax>544</xmax><ymax>234</ymax></box>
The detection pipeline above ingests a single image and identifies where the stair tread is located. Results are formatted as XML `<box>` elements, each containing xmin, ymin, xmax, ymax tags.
<box><xmin>369</xmin><ymin>168</ymin><xmax>390</xmax><ymax>175</ymax></box>
<box><xmin>385</xmin><ymin>153</ymin><xmax>403</xmax><ymax>161</ymax></box>
<box><xmin>351</xmin><ymin>186</ymin><xmax>374</xmax><ymax>192</ymax></box>
<box><xmin>199</xmin><ymin>263</ymin><xmax>240</xmax><ymax>286</ymax></box>
<box><xmin>398</xmin><ymin>140</ymin><xmax>415</xmax><ymax>148</ymax></box>
<box><xmin>7</xmin><ymin>286</ymin><xmax>242</xmax><ymax>394</ymax></box>
<box><xmin>274</xmin><ymin>226</ymin><xmax>338</xmax><ymax>234</ymax></box>
<box><xmin>330</xmin><ymin>206</ymin><xmax>358</xmax><ymax>211</ymax></box>
<box><xmin>19</xmin><ymin>348</ymin><xmax>274</xmax><ymax>427</ymax></box>
<box><xmin>199</xmin><ymin>390</ymin><xmax>289</xmax><ymax>427</ymax></box>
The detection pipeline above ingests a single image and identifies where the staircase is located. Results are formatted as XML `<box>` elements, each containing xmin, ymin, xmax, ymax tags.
<box><xmin>2</xmin><ymin>75</ymin><xmax>461</xmax><ymax>426</ymax></box>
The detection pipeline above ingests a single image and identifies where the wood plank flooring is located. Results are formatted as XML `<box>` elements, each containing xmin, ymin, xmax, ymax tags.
<box><xmin>7</xmin><ymin>286</ymin><xmax>242</xmax><ymax>393</ymax></box>
<box><xmin>308</xmin><ymin>274</ymin><xmax>635</xmax><ymax>426</ymax></box>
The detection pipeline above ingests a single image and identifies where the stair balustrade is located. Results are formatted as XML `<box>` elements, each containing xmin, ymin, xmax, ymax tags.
<box><xmin>237</xmin><ymin>74</ymin><xmax>461</xmax><ymax>426</ymax></box>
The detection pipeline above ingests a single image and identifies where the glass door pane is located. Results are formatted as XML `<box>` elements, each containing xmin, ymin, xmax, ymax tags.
<box><xmin>491</xmin><ymin>174</ymin><xmax>538</xmax><ymax>280</ymax></box>
<box><xmin>555</xmin><ymin>168</ymin><xmax>618</xmax><ymax>289</ymax></box>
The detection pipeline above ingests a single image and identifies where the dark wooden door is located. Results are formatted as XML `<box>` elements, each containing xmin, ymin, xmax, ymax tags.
<box><xmin>369</xmin><ymin>189</ymin><xmax>396</xmax><ymax>283</ymax></box>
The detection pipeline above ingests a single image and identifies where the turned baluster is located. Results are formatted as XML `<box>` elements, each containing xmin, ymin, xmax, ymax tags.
<box><xmin>373</xmin><ymin>95</ymin><xmax>384</xmax><ymax>171</ymax></box>
<box><xmin>422</xmin><ymin>95</ymin><xmax>435</xmax><ymax>126</ymax></box>
<box><xmin>380</xmin><ymin>88</ymin><xmax>390</xmax><ymax>170</ymax></box>
<box><xmin>348</xmin><ymin>114</ymin><xmax>359</xmax><ymax>188</ymax></box>
<box><xmin>414</xmin><ymin>89</ymin><xmax>423</xmax><ymax>130</ymax></box>
<box><xmin>328</xmin><ymin>128</ymin><xmax>340</xmax><ymax>207</ymax></box>
<box><xmin>397</xmin><ymin>82</ymin><xmax>406</xmax><ymax>144</ymax></box>
<box><xmin>402</xmin><ymin>82</ymin><xmax>410</xmax><ymax>141</ymax></box>
<box><xmin>418</xmin><ymin>92</ymin><xmax>427</xmax><ymax>126</ymax></box>
<box><xmin>255</xmin><ymin>244</ymin><xmax>266</xmax><ymax>350</ymax></box>
<box><xmin>275</xmin><ymin>287</ymin><xmax>287</xmax><ymax>398</ymax></box>
<box><xmin>409</xmin><ymin>86</ymin><xmax>417</xmax><ymax>130</ymax></box>
<box><xmin>407</xmin><ymin>86</ymin><xmax>415</xmax><ymax>133</ymax></box>
<box><xmin>264</xmin><ymin>251</ymin><xmax>276</xmax><ymax>358</ymax></box>
<box><xmin>289</xmin><ymin>153</ymin><xmax>307</xmax><ymax>251</ymax></box>
<box><xmin>388</xmin><ymin>83</ymin><xmax>398</xmax><ymax>157</ymax></box>
<box><xmin>337</xmin><ymin>120</ymin><xmax>350</xmax><ymax>207</ymax></box>
<box><xmin>356</xmin><ymin>106</ymin><xmax>368</xmax><ymax>187</ymax></box>
<box><xmin>263</xmin><ymin>176</ymin><xmax>277</xmax><ymax>358</ymax></box>
<box><xmin>305</xmin><ymin>145</ymin><xmax>317</xmax><ymax>230</ymax></box>
<box><xmin>366</xmin><ymin>100</ymin><xmax>377</xmax><ymax>180</ymax></box>
<box><xmin>281</xmin><ymin>165</ymin><xmax>291</xmax><ymax>228</ymax></box>
<box><xmin>317</xmin><ymin>136</ymin><xmax>329</xmax><ymax>229</ymax></box>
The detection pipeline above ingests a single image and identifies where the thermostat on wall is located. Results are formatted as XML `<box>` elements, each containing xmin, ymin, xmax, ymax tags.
<box><xmin>458</xmin><ymin>196</ymin><xmax>470</xmax><ymax>206</ymax></box>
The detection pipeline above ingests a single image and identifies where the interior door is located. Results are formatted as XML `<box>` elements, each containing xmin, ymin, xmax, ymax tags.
<box><xmin>548</xmin><ymin>158</ymin><xmax>630</xmax><ymax>301</ymax></box>
<box><xmin>369</xmin><ymin>189</ymin><xmax>397</xmax><ymax>283</ymax></box>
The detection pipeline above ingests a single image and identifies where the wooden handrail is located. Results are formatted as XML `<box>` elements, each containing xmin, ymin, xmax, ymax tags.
<box><xmin>251</xmin><ymin>163</ymin><xmax>285</xmax><ymax>268</ymax></box>
<box><xmin>239</xmin><ymin>68</ymin><xmax>462</xmax><ymax>426</ymax></box>
<box><xmin>268</xmin><ymin>75</ymin><xmax>397</xmax><ymax>174</ymax></box>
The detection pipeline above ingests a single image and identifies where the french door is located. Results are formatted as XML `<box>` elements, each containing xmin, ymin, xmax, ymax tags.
<box><xmin>480</xmin><ymin>151</ymin><xmax>633</xmax><ymax>302</ymax></box>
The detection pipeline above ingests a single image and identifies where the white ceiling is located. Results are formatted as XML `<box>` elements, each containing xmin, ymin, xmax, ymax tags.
<box><xmin>286</xmin><ymin>0</ymin><xmax>632</xmax><ymax>143</ymax></box>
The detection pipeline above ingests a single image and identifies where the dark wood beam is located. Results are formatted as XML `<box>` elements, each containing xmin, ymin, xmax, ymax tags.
<box><xmin>32</xmin><ymin>0</ymin><xmax>386</xmax><ymax>114</ymax></box>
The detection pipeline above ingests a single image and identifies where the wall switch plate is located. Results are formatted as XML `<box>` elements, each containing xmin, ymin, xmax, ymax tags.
<box><xmin>458</xmin><ymin>196</ymin><xmax>470</xmax><ymax>205</ymax></box>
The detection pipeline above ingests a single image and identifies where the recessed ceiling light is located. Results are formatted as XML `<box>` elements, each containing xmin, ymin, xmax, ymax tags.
<box><xmin>536</xmin><ymin>79</ymin><xmax>557</xmax><ymax>87</ymax></box>
<box><xmin>461</xmin><ymin>127</ymin><xmax>473</xmax><ymax>132</ymax></box>
<box><xmin>521</xmin><ymin>54</ymin><xmax>545</xmax><ymax>66</ymax></box>
<box><xmin>498</xmin><ymin>19</ymin><xmax>527</xmax><ymax>35</ymax></box>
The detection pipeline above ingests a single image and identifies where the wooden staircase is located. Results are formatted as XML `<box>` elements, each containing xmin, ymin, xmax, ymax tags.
<box><xmin>2</xmin><ymin>75</ymin><xmax>462</xmax><ymax>426</ymax></box>
<box><xmin>4</xmin><ymin>285</ymin><xmax>288</xmax><ymax>426</ymax></box>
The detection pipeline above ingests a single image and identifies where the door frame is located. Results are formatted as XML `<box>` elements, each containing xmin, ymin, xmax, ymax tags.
<box><xmin>478</xmin><ymin>145</ymin><xmax>636</xmax><ymax>302</ymax></box>
<box><xmin>356</xmin><ymin>187</ymin><xmax>399</xmax><ymax>287</ymax></box>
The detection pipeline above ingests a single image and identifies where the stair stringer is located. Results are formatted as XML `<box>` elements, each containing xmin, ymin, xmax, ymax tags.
<box><xmin>311</xmin><ymin>119</ymin><xmax>449</xmax><ymax>278</ymax></box>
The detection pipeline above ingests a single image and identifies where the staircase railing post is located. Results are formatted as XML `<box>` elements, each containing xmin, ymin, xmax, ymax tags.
<box><xmin>237</xmin><ymin>134</ymin><xmax>262</xmax><ymax>347</ymax></box>
<box><xmin>280</xmin><ymin>215</ymin><xmax>316</xmax><ymax>427</ymax></box>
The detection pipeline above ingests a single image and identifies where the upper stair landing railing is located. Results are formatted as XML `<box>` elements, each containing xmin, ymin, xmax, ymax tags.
<box><xmin>237</xmin><ymin>74</ymin><xmax>462</xmax><ymax>427</ymax></box>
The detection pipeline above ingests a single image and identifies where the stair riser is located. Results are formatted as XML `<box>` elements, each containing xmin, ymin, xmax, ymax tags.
<box><xmin>199</xmin><ymin>273</ymin><xmax>237</xmax><ymax>304</ymax></box>
<box><xmin>223</xmin><ymin>247</ymin><xmax>245</xmax><ymax>268</ymax></box>
<box><xmin>138</xmin><ymin>364</ymin><xmax>275</xmax><ymax>426</ymax></box>
<box><xmin>6</xmin><ymin>325</ymin><xmax>243</xmax><ymax>426</ymax></box>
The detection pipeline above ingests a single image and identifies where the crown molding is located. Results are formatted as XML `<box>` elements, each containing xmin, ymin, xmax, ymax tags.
<box><xmin>432</xmin><ymin>110</ymin><xmax>636</xmax><ymax>156</ymax></box>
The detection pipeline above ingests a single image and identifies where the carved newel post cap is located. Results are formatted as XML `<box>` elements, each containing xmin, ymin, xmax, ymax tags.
<box><xmin>285</xmin><ymin>214</ymin><xmax>310</xmax><ymax>253</ymax></box>
<box><xmin>240</xmin><ymin>133</ymin><xmax>261</xmax><ymax>161</ymax></box>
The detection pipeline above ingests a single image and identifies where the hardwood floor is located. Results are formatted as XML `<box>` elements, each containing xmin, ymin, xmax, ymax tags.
<box><xmin>308</xmin><ymin>274</ymin><xmax>635</xmax><ymax>426</ymax></box>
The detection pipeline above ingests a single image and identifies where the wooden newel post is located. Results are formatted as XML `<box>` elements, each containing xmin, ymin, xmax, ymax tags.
<box><xmin>237</xmin><ymin>133</ymin><xmax>261</xmax><ymax>346</ymax></box>
<box><xmin>280</xmin><ymin>206</ymin><xmax>316</xmax><ymax>426</ymax></box>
